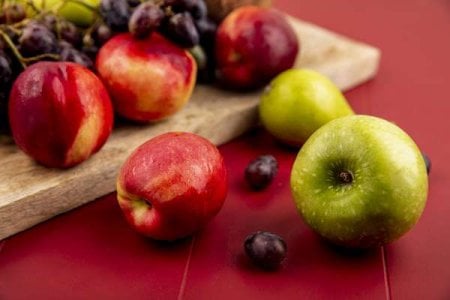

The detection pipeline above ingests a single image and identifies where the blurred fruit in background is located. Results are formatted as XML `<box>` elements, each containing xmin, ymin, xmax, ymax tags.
<box><xmin>24</xmin><ymin>0</ymin><xmax>100</xmax><ymax>27</ymax></box>
<box><xmin>205</xmin><ymin>0</ymin><xmax>272</xmax><ymax>22</ymax></box>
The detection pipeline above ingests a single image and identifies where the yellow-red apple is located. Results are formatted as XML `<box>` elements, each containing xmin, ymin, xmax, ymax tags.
<box><xmin>96</xmin><ymin>33</ymin><xmax>197</xmax><ymax>122</ymax></box>
<box><xmin>215</xmin><ymin>5</ymin><xmax>299</xmax><ymax>89</ymax></box>
<box><xmin>116</xmin><ymin>132</ymin><xmax>228</xmax><ymax>241</ymax></box>
<box><xmin>9</xmin><ymin>61</ymin><xmax>114</xmax><ymax>168</ymax></box>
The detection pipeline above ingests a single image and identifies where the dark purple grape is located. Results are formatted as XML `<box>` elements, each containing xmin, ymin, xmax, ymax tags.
<box><xmin>60</xmin><ymin>47</ymin><xmax>93</xmax><ymax>69</ymax></box>
<box><xmin>166</xmin><ymin>12</ymin><xmax>199</xmax><ymax>48</ymax></box>
<box><xmin>59</xmin><ymin>20</ymin><xmax>82</xmax><ymax>47</ymax></box>
<box><xmin>423</xmin><ymin>153</ymin><xmax>431</xmax><ymax>174</ymax></box>
<box><xmin>196</xmin><ymin>16</ymin><xmax>217</xmax><ymax>69</ymax></box>
<box><xmin>129</xmin><ymin>2</ymin><xmax>165</xmax><ymax>39</ymax></box>
<box><xmin>99</xmin><ymin>0</ymin><xmax>131</xmax><ymax>32</ymax></box>
<box><xmin>0</xmin><ymin>51</ymin><xmax>13</xmax><ymax>86</ymax></box>
<box><xmin>0</xmin><ymin>51</ymin><xmax>13</xmax><ymax>133</ymax></box>
<box><xmin>196</xmin><ymin>17</ymin><xmax>217</xmax><ymax>43</ymax></box>
<box><xmin>0</xmin><ymin>48</ymin><xmax>20</xmax><ymax>77</ymax></box>
<box><xmin>245</xmin><ymin>155</ymin><xmax>278</xmax><ymax>190</ymax></box>
<box><xmin>19</xmin><ymin>22</ymin><xmax>58</xmax><ymax>57</ymax></box>
<box><xmin>40</xmin><ymin>14</ymin><xmax>58</xmax><ymax>31</ymax></box>
<box><xmin>58</xmin><ymin>40</ymin><xmax>73</xmax><ymax>51</ymax></box>
<box><xmin>165</xmin><ymin>0</ymin><xmax>207</xmax><ymax>19</ymax></box>
<box><xmin>2</xmin><ymin>26</ymin><xmax>20</xmax><ymax>44</ymax></box>
<box><xmin>82</xmin><ymin>44</ymin><xmax>99</xmax><ymax>61</ymax></box>
<box><xmin>185</xmin><ymin>0</ymin><xmax>207</xmax><ymax>19</ymax></box>
<box><xmin>244</xmin><ymin>231</ymin><xmax>287</xmax><ymax>270</ymax></box>
<box><xmin>41</xmin><ymin>15</ymin><xmax>81</xmax><ymax>47</ymax></box>
<box><xmin>93</xmin><ymin>24</ymin><xmax>113</xmax><ymax>46</ymax></box>
<box><xmin>0</xmin><ymin>88</ymin><xmax>9</xmax><ymax>134</ymax></box>
<box><xmin>2</xmin><ymin>3</ymin><xmax>26</xmax><ymax>24</ymax></box>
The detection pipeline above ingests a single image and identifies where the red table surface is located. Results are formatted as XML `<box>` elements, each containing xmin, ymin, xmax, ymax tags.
<box><xmin>1</xmin><ymin>0</ymin><xmax>450</xmax><ymax>299</ymax></box>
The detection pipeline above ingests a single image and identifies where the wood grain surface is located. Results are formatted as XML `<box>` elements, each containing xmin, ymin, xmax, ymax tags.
<box><xmin>0</xmin><ymin>17</ymin><xmax>381</xmax><ymax>240</ymax></box>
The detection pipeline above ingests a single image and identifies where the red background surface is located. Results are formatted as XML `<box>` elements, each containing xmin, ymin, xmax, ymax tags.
<box><xmin>1</xmin><ymin>0</ymin><xmax>450</xmax><ymax>299</ymax></box>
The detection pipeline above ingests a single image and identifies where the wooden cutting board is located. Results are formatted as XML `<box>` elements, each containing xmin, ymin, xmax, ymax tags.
<box><xmin>0</xmin><ymin>17</ymin><xmax>380</xmax><ymax>240</ymax></box>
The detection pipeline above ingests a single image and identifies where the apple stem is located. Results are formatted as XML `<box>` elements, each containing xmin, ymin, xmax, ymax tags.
<box><xmin>337</xmin><ymin>170</ymin><xmax>353</xmax><ymax>184</ymax></box>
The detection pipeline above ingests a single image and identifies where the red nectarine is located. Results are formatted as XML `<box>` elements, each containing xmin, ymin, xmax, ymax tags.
<box><xmin>96</xmin><ymin>33</ymin><xmax>197</xmax><ymax>122</ymax></box>
<box><xmin>9</xmin><ymin>61</ymin><xmax>114</xmax><ymax>168</ymax></box>
<box><xmin>215</xmin><ymin>5</ymin><xmax>299</xmax><ymax>89</ymax></box>
<box><xmin>116</xmin><ymin>132</ymin><xmax>228</xmax><ymax>241</ymax></box>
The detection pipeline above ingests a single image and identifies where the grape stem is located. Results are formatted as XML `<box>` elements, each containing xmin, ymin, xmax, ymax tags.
<box><xmin>23</xmin><ymin>53</ymin><xmax>61</xmax><ymax>63</ymax></box>
<box><xmin>9</xmin><ymin>18</ymin><xmax>32</xmax><ymax>30</ymax></box>
<box><xmin>26</xmin><ymin>0</ymin><xmax>41</xmax><ymax>14</ymax></box>
<box><xmin>0</xmin><ymin>29</ymin><xmax>27</xmax><ymax>69</ymax></box>
<box><xmin>0</xmin><ymin>29</ymin><xmax>60</xmax><ymax>69</ymax></box>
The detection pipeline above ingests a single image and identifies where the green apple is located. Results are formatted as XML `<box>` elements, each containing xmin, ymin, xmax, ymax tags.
<box><xmin>290</xmin><ymin>115</ymin><xmax>428</xmax><ymax>248</ymax></box>
<box><xmin>259</xmin><ymin>69</ymin><xmax>354</xmax><ymax>147</ymax></box>
<box><xmin>26</xmin><ymin>0</ymin><xmax>99</xmax><ymax>27</ymax></box>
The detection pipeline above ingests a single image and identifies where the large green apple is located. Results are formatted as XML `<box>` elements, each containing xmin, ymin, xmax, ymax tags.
<box><xmin>290</xmin><ymin>115</ymin><xmax>428</xmax><ymax>248</ymax></box>
<box><xmin>26</xmin><ymin>0</ymin><xmax>99</xmax><ymax>27</ymax></box>
<box><xmin>259</xmin><ymin>69</ymin><xmax>354</xmax><ymax>147</ymax></box>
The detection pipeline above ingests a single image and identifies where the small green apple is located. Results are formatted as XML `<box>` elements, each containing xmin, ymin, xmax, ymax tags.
<box><xmin>259</xmin><ymin>69</ymin><xmax>354</xmax><ymax>147</ymax></box>
<box><xmin>290</xmin><ymin>115</ymin><xmax>428</xmax><ymax>248</ymax></box>
<box><xmin>27</xmin><ymin>0</ymin><xmax>99</xmax><ymax>27</ymax></box>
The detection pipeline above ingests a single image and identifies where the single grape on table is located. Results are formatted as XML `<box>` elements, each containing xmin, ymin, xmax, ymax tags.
<box><xmin>245</xmin><ymin>155</ymin><xmax>279</xmax><ymax>190</ymax></box>
<box><xmin>244</xmin><ymin>231</ymin><xmax>287</xmax><ymax>270</ymax></box>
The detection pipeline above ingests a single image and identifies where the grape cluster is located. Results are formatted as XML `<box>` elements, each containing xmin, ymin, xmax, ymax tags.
<box><xmin>99</xmin><ymin>0</ymin><xmax>218</xmax><ymax>81</ymax></box>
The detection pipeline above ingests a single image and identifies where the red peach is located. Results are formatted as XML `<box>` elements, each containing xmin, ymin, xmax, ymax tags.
<box><xmin>116</xmin><ymin>132</ymin><xmax>228</xmax><ymax>241</ymax></box>
<box><xmin>215</xmin><ymin>5</ymin><xmax>299</xmax><ymax>89</ymax></box>
<box><xmin>9</xmin><ymin>61</ymin><xmax>114</xmax><ymax>168</ymax></box>
<box><xmin>96</xmin><ymin>33</ymin><xmax>197</xmax><ymax>122</ymax></box>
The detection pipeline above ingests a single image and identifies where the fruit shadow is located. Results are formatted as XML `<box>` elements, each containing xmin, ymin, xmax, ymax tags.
<box><xmin>235</xmin><ymin>251</ymin><xmax>286</xmax><ymax>275</ymax></box>
<box><xmin>140</xmin><ymin>234</ymin><xmax>193</xmax><ymax>252</ymax></box>
<box><xmin>319</xmin><ymin>238</ymin><xmax>379</xmax><ymax>258</ymax></box>
<box><xmin>208</xmin><ymin>81</ymin><xmax>263</xmax><ymax>94</ymax></box>
<box><xmin>242</xmin><ymin>127</ymin><xmax>302</xmax><ymax>155</ymax></box>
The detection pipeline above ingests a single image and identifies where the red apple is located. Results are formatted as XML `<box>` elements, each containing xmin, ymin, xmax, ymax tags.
<box><xmin>215</xmin><ymin>5</ymin><xmax>299</xmax><ymax>89</ymax></box>
<box><xmin>116</xmin><ymin>132</ymin><xmax>228</xmax><ymax>241</ymax></box>
<box><xmin>96</xmin><ymin>33</ymin><xmax>197</xmax><ymax>122</ymax></box>
<box><xmin>9</xmin><ymin>61</ymin><xmax>114</xmax><ymax>168</ymax></box>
